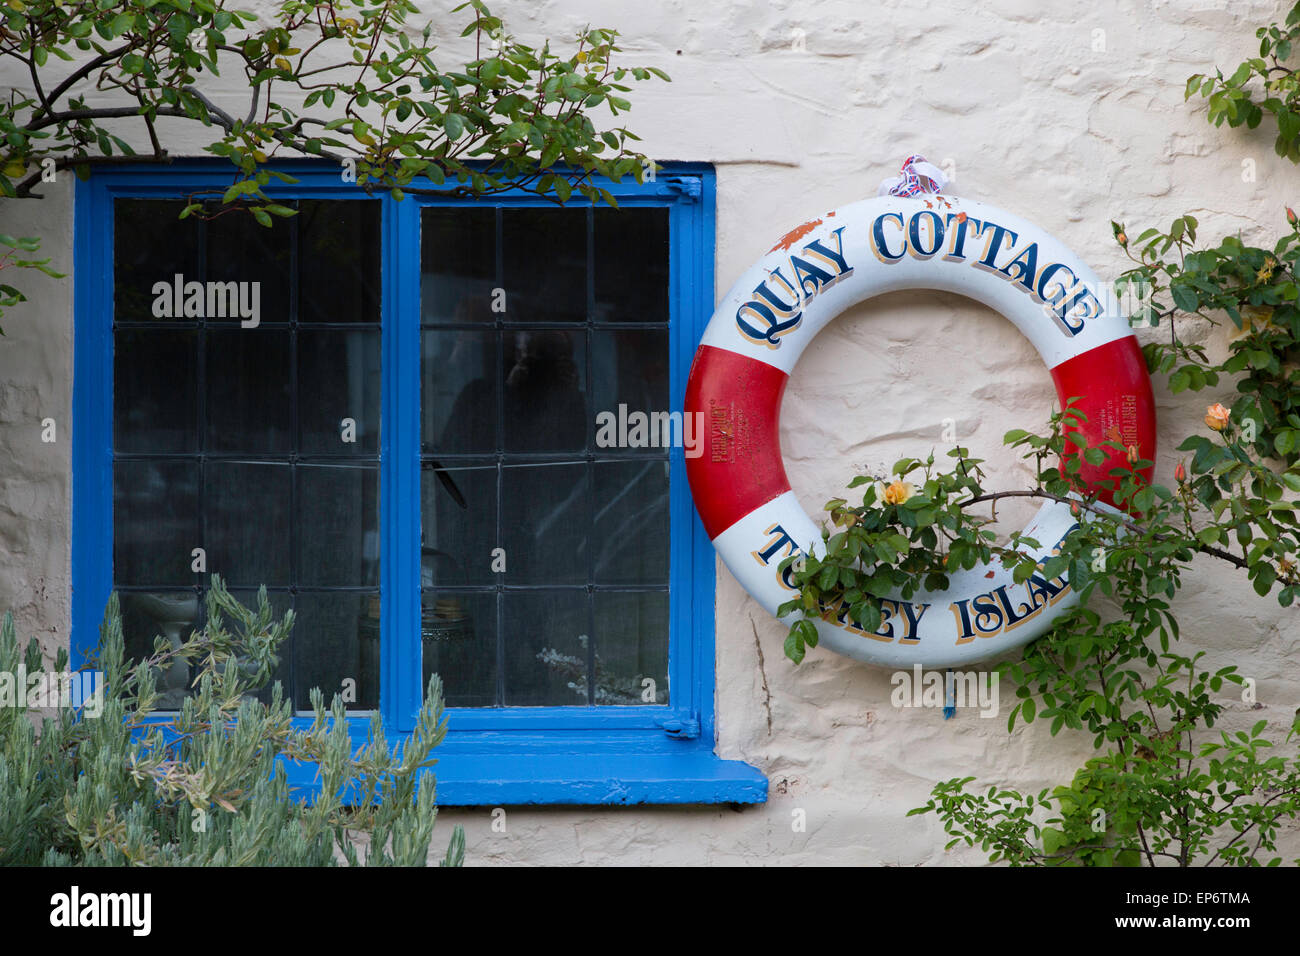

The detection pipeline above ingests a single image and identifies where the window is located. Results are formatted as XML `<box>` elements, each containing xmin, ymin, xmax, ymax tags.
<box><xmin>419</xmin><ymin>204</ymin><xmax>670</xmax><ymax>709</ymax></box>
<box><xmin>73</xmin><ymin>162</ymin><xmax>766</xmax><ymax>805</ymax></box>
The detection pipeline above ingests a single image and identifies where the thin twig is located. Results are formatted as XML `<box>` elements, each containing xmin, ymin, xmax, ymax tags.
<box><xmin>960</xmin><ymin>489</ymin><xmax>1249</xmax><ymax>569</ymax></box>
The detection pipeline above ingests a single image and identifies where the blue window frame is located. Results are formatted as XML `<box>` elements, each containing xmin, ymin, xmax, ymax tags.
<box><xmin>72</xmin><ymin>160</ymin><xmax>767</xmax><ymax>805</ymax></box>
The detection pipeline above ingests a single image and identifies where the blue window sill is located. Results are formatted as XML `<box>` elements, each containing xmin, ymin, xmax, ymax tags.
<box><xmin>137</xmin><ymin>714</ymin><xmax>768</xmax><ymax>807</ymax></box>
<box><xmin>434</xmin><ymin>748</ymin><xmax>766</xmax><ymax>806</ymax></box>
<box><xmin>279</xmin><ymin>731</ymin><xmax>768</xmax><ymax>806</ymax></box>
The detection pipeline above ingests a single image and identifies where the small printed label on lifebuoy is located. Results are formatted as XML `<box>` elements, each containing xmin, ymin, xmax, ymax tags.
<box><xmin>708</xmin><ymin>399</ymin><xmax>753</xmax><ymax>464</ymax></box>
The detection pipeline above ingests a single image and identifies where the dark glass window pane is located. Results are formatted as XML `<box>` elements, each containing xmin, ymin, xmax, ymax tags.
<box><xmin>421</xmin><ymin>590</ymin><xmax>496</xmax><ymax>708</ymax></box>
<box><xmin>501</xmin><ymin>207</ymin><xmax>586</xmax><ymax>323</ymax></box>
<box><xmin>501</xmin><ymin>463</ymin><xmax>587</xmax><ymax>586</ymax></box>
<box><xmin>592</xmin><ymin>460</ymin><xmax>669</xmax><ymax>585</ymax></box>
<box><xmin>298</xmin><ymin>329</ymin><xmax>380</xmax><ymax>455</ymax></box>
<box><xmin>421</xmin><ymin>459</ymin><xmax>496</xmax><ymax>588</ymax></box>
<box><xmin>114</xmin><ymin>329</ymin><xmax>198</xmax><ymax>453</ymax></box>
<box><xmin>590</xmin><ymin>329</ymin><xmax>669</xmax><ymax>452</ymax></box>
<box><xmin>503</xmin><ymin>329</ymin><xmax>586</xmax><ymax>453</ymax></box>
<box><xmin>206</xmin><ymin>462</ymin><xmax>292</xmax><ymax>587</ymax></box>
<box><xmin>114</xmin><ymin>460</ymin><xmax>200</xmax><ymax>586</ymax></box>
<box><xmin>205</xmin><ymin>328</ymin><xmax>292</xmax><ymax>454</ymax></box>
<box><xmin>422</xmin><ymin>329</ymin><xmax>499</xmax><ymax>454</ymax></box>
<box><xmin>503</xmin><ymin>590</ymin><xmax>589</xmax><ymax>706</ymax></box>
<box><xmin>296</xmin><ymin>465</ymin><xmax>380</xmax><ymax>587</ymax></box>
<box><xmin>298</xmin><ymin>200</ymin><xmax>381</xmax><ymax>323</ymax></box>
<box><xmin>114</xmin><ymin>200</ymin><xmax>199</xmax><ymax>322</ymax></box>
<box><xmin>594</xmin><ymin>207</ymin><xmax>669</xmax><ymax>323</ymax></box>
<box><xmin>420</xmin><ymin>207</ymin><xmax>496</xmax><ymax>325</ymax></box>
<box><xmin>293</xmin><ymin>591</ymin><xmax>378</xmax><ymax>711</ymax></box>
<box><xmin>593</xmin><ymin>591</ymin><xmax>669</xmax><ymax>705</ymax></box>
<box><xmin>205</xmin><ymin>207</ymin><xmax>291</xmax><ymax>324</ymax></box>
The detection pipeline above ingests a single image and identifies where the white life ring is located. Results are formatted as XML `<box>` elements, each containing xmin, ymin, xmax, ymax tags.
<box><xmin>685</xmin><ymin>194</ymin><xmax>1156</xmax><ymax>668</ymax></box>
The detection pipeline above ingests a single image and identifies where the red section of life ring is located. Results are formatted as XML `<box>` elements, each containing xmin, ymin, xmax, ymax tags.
<box><xmin>686</xmin><ymin>330</ymin><xmax>1156</xmax><ymax>541</ymax></box>
<box><xmin>684</xmin><ymin>345</ymin><xmax>792</xmax><ymax>539</ymax></box>
<box><xmin>1051</xmin><ymin>336</ymin><xmax>1156</xmax><ymax>504</ymax></box>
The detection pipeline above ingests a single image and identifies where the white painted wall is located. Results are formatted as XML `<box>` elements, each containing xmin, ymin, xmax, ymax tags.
<box><xmin>1</xmin><ymin>0</ymin><xmax>1296</xmax><ymax>864</ymax></box>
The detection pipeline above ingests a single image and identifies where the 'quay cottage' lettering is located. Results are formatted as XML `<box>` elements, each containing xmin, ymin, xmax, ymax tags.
<box><xmin>733</xmin><ymin>208</ymin><xmax>1107</xmax><ymax>348</ymax></box>
<box><xmin>734</xmin><ymin>226</ymin><xmax>854</xmax><ymax>349</ymax></box>
<box><xmin>869</xmin><ymin>209</ymin><xmax>1104</xmax><ymax>337</ymax></box>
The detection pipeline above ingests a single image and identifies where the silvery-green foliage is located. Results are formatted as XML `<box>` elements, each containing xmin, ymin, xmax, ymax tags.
<box><xmin>0</xmin><ymin>577</ymin><xmax>463</xmax><ymax>866</ymax></box>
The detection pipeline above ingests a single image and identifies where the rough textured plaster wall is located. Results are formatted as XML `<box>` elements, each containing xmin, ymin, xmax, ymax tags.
<box><xmin>0</xmin><ymin>181</ymin><xmax>71</xmax><ymax>652</ymax></box>
<box><xmin>1</xmin><ymin>0</ymin><xmax>1297</xmax><ymax>864</ymax></box>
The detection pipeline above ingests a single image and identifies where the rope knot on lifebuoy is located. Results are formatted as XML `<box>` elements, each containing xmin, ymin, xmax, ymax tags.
<box><xmin>877</xmin><ymin>154</ymin><xmax>947</xmax><ymax>198</ymax></box>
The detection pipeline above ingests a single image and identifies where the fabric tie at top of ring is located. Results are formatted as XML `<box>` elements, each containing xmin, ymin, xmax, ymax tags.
<box><xmin>877</xmin><ymin>154</ymin><xmax>947</xmax><ymax>197</ymax></box>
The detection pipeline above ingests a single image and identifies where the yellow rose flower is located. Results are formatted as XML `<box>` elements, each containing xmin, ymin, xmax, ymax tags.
<box><xmin>1204</xmin><ymin>403</ymin><xmax>1230</xmax><ymax>432</ymax></box>
<box><xmin>882</xmin><ymin>480</ymin><xmax>913</xmax><ymax>506</ymax></box>
<box><xmin>1231</xmin><ymin>305</ymin><xmax>1274</xmax><ymax>341</ymax></box>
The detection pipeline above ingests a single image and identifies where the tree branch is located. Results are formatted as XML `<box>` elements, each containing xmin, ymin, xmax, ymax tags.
<box><xmin>960</xmin><ymin>488</ymin><xmax>1250</xmax><ymax>569</ymax></box>
<box><xmin>15</xmin><ymin>153</ymin><xmax>174</xmax><ymax>199</ymax></box>
<box><xmin>41</xmin><ymin>44</ymin><xmax>133</xmax><ymax>113</ymax></box>
<box><xmin>25</xmin><ymin>104</ymin><xmax>191</xmax><ymax>133</ymax></box>
<box><xmin>183</xmin><ymin>85</ymin><xmax>346</xmax><ymax>163</ymax></box>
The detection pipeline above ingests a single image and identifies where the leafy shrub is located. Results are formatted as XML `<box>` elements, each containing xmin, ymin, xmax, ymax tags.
<box><xmin>0</xmin><ymin>577</ymin><xmax>463</xmax><ymax>866</ymax></box>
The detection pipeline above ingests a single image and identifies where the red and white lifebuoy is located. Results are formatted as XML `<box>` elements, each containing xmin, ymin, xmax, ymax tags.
<box><xmin>685</xmin><ymin>189</ymin><xmax>1156</xmax><ymax>668</ymax></box>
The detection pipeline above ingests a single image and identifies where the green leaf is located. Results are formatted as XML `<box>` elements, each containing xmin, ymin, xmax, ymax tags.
<box><xmin>1041</xmin><ymin>826</ymin><xmax>1063</xmax><ymax>854</ymax></box>
<box><xmin>1252</xmin><ymin>562</ymin><xmax>1277</xmax><ymax>596</ymax></box>
<box><xmin>784</xmin><ymin>629</ymin><xmax>805</xmax><ymax>664</ymax></box>
<box><xmin>1171</xmin><ymin>283</ymin><xmax>1199</xmax><ymax>313</ymax></box>
<box><xmin>109</xmin><ymin>12</ymin><xmax>135</xmax><ymax>37</ymax></box>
